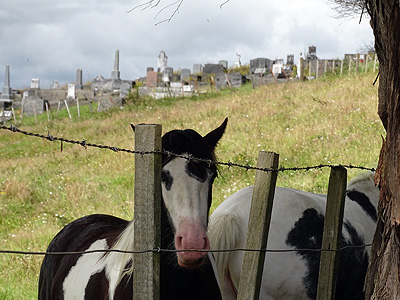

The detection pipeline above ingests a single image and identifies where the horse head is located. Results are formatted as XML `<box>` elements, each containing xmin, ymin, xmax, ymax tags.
<box><xmin>161</xmin><ymin>118</ymin><xmax>227</xmax><ymax>268</ymax></box>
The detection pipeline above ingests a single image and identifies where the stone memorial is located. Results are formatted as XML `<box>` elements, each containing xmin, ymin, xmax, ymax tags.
<box><xmin>215</xmin><ymin>72</ymin><xmax>244</xmax><ymax>89</ymax></box>
<box><xmin>1</xmin><ymin>65</ymin><xmax>13</xmax><ymax>114</ymax></box>
<box><xmin>157</xmin><ymin>50</ymin><xmax>168</xmax><ymax>73</ymax></box>
<box><xmin>76</xmin><ymin>68</ymin><xmax>83</xmax><ymax>89</ymax></box>
<box><xmin>202</xmin><ymin>64</ymin><xmax>224</xmax><ymax>77</ymax></box>
<box><xmin>31</xmin><ymin>78</ymin><xmax>40</xmax><ymax>89</ymax></box>
<box><xmin>219</xmin><ymin>60</ymin><xmax>228</xmax><ymax>69</ymax></box>
<box><xmin>180</xmin><ymin>68</ymin><xmax>191</xmax><ymax>82</ymax></box>
<box><xmin>111</xmin><ymin>50</ymin><xmax>120</xmax><ymax>80</ymax></box>
<box><xmin>250</xmin><ymin>58</ymin><xmax>273</xmax><ymax>74</ymax></box>
<box><xmin>67</xmin><ymin>84</ymin><xmax>76</xmax><ymax>99</ymax></box>
<box><xmin>51</xmin><ymin>80</ymin><xmax>60</xmax><ymax>89</ymax></box>
<box><xmin>146</xmin><ymin>70</ymin><xmax>158</xmax><ymax>87</ymax></box>
<box><xmin>287</xmin><ymin>54</ymin><xmax>294</xmax><ymax>65</ymax></box>
<box><xmin>234</xmin><ymin>53</ymin><xmax>242</xmax><ymax>68</ymax></box>
<box><xmin>193</xmin><ymin>64</ymin><xmax>202</xmax><ymax>74</ymax></box>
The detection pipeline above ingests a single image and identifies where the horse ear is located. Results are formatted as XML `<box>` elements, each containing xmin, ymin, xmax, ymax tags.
<box><xmin>204</xmin><ymin>117</ymin><xmax>228</xmax><ymax>149</ymax></box>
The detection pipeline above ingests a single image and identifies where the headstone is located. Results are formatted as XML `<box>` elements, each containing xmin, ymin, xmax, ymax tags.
<box><xmin>202</xmin><ymin>64</ymin><xmax>225</xmax><ymax>76</ymax></box>
<box><xmin>51</xmin><ymin>80</ymin><xmax>60</xmax><ymax>89</ymax></box>
<box><xmin>165</xmin><ymin>67</ymin><xmax>173</xmax><ymax>78</ymax></box>
<box><xmin>146</xmin><ymin>70</ymin><xmax>158</xmax><ymax>87</ymax></box>
<box><xmin>180</xmin><ymin>68</ymin><xmax>191</xmax><ymax>82</ymax></box>
<box><xmin>1</xmin><ymin>65</ymin><xmax>12</xmax><ymax>99</ymax></box>
<box><xmin>22</xmin><ymin>91</ymin><xmax>29</xmax><ymax>99</ymax></box>
<box><xmin>193</xmin><ymin>64</ymin><xmax>202</xmax><ymax>74</ymax></box>
<box><xmin>157</xmin><ymin>50</ymin><xmax>168</xmax><ymax>73</ymax></box>
<box><xmin>111</xmin><ymin>50</ymin><xmax>121</xmax><ymax>79</ymax></box>
<box><xmin>307</xmin><ymin>46</ymin><xmax>317</xmax><ymax>60</ymax></box>
<box><xmin>287</xmin><ymin>55</ymin><xmax>294</xmax><ymax>65</ymax></box>
<box><xmin>76</xmin><ymin>68</ymin><xmax>83</xmax><ymax>89</ymax></box>
<box><xmin>215</xmin><ymin>73</ymin><xmax>244</xmax><ymax>89</ymax></box>
<box><xmin>67</xmin><ymin>84</ymin><xmax>76</xmax><ymax>99</ymax></box>
<box><xmin>250</xmin><ymin>58</ymin><xmax>273</xmax><ymax>74</ymax></box>
<box><xmin>219</xmin><ymin>60</ymin><xmax>228</xmax><ymax>69</ymax></box>
<box><xmin>31</xmin><ymin>78</ymin><xmax>40</xmax><ymax>89</ymax></box>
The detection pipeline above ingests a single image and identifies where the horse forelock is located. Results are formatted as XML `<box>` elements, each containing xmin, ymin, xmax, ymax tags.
<box><xmin>162</xmin><ymin>129</ymin><xmax>218</xmax><ymax>170</ymax></box>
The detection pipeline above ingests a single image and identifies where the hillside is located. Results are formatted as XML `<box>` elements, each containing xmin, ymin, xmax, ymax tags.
<box><xmin>0</xmin><ymin>73</ymin><xmax>384</xmax><ymax>299</ymax></box>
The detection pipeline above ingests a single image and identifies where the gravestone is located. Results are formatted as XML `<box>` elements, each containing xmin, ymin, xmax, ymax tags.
<box><xmin>1</xmin><ymin>65</ymin><xmax>13</xmax><ymax>116</ymax></box>
<box><xmin>287</xmin><ymin>55</ymin><xmax>294</xmax><ymax>65</ymax></box>
<box><xmin>31</xmin><ymin>78</ymin><xmax>40</xmax><ymax>89</ymax></box>
<box><xmin>203</xmin><ymin>64</ymin><xmax>224</xmax><ymax>76</ymax></box>
<box><xmin>157</xmin><ymin>50</ymin><xmax>168</xmax><ymax>73</ymax></box>
<box><xmin>67</xmin><ymin>84</ymin><xmax>75</xmax><ymax>99</ymax></box>
<box><xmin>250</xmin><ymin>58</ymin><xmax>273</xmax><ymax>74</ymax></box>
<box><xmin>193</xmin><ymin>64</ymin><xmax>202</xmax><ymax>74</ymax></box>
<box><xmin>76</xmin><ymin>68</ymin><xmax>83</xmax><ymax>89</ymax></box>
<box><xmin>111</xmin><ymin>50</ymin><xmax>121</xmax><ymax>80</ymax></box>
<box><xmin>51</xmin><ymin>80</ymin><xmax>60</xmax><ymax>89</ymax></box>
<box><xmin>215</xmin><ymin>72</ymin><xmax>243</xmax><ymax>89</ymax></box>
<box><xmin>180</xmin><ymin>68</ymin><xmax>191</xmax><ymax>82</ymax></box>
<box><xmin>146</xmin><ymin>71</ymin><xmax>158</xmax><ymax>87</ymax></box>
<box><xmin>1</xmin><ymin>65</ymin><xmax>12</xmax><ymax>100</ymax></box>
<box><xmin>307</xmin><ymin>46</ymin><xmax>317</xmax><ymax>60</ymax></box>
<box><xmin>219</xmin><ymin>60</ymin><xmax>228</xmax><ymax>69</ymax></box>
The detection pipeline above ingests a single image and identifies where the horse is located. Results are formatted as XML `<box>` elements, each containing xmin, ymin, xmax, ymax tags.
<box><xmin>38</xmin><ymin>118</ymin><xmax>228</xmax><ymax>300</ymax></box>
<box><xmin>209</xmin><ymin>171</ymin><xmax>379</xmax><ymax>300</ymax></box>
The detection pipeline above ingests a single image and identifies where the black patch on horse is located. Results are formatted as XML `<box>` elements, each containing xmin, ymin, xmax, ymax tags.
<box><xmin>346</xmin><ymin>190</ymin><xmax>377</xmax><ymax>222</ymax></box>
<box><xmin>286</xmin><ymin>208</ymin><xmax>369</xmax><ymax>300</ymax></box>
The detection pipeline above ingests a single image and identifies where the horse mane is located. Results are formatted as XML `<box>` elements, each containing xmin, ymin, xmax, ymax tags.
<box><xmin>108</xmin><ymin>127</ymin><xmax>219</xmax><ymax>284</ymax></box>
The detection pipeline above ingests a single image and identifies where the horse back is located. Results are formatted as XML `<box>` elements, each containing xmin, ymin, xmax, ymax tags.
<box><xmin>38</xmin><ymin>214</ymin><xmax>128</xmax><ymax>300</ymax></box>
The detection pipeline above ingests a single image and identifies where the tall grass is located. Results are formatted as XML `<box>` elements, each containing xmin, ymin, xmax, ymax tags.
<box><xmin>0</xmin><ymin>73</ymin><xmax>384</xmax><ymax>298</ymax></box>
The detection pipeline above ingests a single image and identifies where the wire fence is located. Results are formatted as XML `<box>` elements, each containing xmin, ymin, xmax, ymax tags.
<box><xmin>0</xmin><ymin>124</ymin><xmax>376</xmax><ymax>257</ymax></box>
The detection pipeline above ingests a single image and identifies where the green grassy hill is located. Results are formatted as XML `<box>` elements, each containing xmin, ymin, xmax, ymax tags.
<box><xmin>0</xmin><ymin>73</ymin><xmax>384</xmax><ymax>299</ymax></box>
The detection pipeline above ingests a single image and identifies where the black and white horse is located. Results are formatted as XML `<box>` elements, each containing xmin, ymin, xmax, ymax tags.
<box><xmin>38</xmin><ymin>119</ymin><xmax>228</xmax><ymax>300</ymax></box>
<box><xmin>209</xmin><ymin>171</ymin><xmax>379</xmax><ymax>300</ymax></box>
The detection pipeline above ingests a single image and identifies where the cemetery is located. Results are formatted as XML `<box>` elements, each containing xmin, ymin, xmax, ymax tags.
<box><xmin>0</xmin><ymin>46</ymin><xmax>375</xmax><ymax>122</ymax></box>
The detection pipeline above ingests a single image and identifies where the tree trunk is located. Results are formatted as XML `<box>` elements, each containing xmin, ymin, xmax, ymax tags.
<box><xmin>364</xmin><ymin>1</ymin><xmax>400</xmax><ymax>299</ymax></box>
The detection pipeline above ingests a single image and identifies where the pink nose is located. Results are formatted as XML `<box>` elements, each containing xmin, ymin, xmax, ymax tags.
<box><xmin>175</xmin><ymin>225</ymin><xmax>210</xmax><ymax>268</ymax></box>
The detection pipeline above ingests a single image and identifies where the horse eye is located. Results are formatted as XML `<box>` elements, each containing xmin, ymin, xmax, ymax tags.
<box><xmin>161</xmin><ymin>170</ymin><xmax>173</xmax><ymax>191</ymax></box>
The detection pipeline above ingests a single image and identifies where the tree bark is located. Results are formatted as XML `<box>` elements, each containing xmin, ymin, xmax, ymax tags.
<box><xmin>364</xmin><ymin>1</ymin><xmax>400</xmax><ymax>299</ymax></box>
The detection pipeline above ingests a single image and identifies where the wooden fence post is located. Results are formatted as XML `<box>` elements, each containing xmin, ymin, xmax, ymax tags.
<box><xmin>316</xmin><ymin>166</ymin><xmax>347</xmax><ymax>300</ymax></box>
<box><xmin>237</xmin><ymin>151</ymin><xmax>279</xmax><ymax>300</ymax></box>
<box><xmin>133</xmin><ymin>124</ymin><xmax>162</xmax><ymax>300</ymax></box>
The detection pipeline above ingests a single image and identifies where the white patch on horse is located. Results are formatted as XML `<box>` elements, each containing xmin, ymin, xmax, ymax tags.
<box><xmin>63</xmin><ymin>239</ymin><xmax>121</xmax><ymax>300</ymax></box>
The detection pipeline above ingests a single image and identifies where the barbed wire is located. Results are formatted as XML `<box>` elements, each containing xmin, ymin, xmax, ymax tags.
<box><xmin>0</xmin><ymin>124</ymin><xmax>376</xmax><ymax>173</ymax></box>
<box><xmin>0</xmin><ymin>243</ymin><xmax>372</xmax><ymax>257</ymax></box>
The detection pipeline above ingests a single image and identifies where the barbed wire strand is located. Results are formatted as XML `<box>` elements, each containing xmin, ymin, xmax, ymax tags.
<box><xmin>0</xmin><ymin>125</ymin><xmax>375</xmax><ymax>173</ymax></box>
<box><xmin>0</xmin><ymin>244</ymin><xmax>372</xmax><ymax>256</ymax></box>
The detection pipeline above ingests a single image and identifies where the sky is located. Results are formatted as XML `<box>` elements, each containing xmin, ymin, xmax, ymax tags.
<box><xmin>0</xmin><ymin>0</ymin><xmax>374</xmax><ymax>89</ymax></box>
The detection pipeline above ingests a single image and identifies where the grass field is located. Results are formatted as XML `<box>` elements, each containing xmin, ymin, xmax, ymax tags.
<box><xmin>0</xmin><ymin>72</ymin><xmax>384</xmax><ymax>299</ymax></box>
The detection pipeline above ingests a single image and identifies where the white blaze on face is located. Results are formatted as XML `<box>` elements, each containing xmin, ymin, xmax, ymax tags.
<box><xmin>161</xmin><ymin>156</ymin><xmax>214</xmax><ymax>266</ymax></box>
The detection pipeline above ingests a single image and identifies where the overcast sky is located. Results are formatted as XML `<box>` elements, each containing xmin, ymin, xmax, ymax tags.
<box><xmin>1</xmin><ymin>0</ymin><xmax>373</xmax><ymax>89</ymax></box>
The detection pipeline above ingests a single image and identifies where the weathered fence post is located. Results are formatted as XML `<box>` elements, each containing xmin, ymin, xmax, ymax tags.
<box><xmin>316</xmin><ymin>166</ymin><xmax>347</xmax><ymax>300</ymax></box>
<box><xmin>237</xmin><ymin>151</ymin><xmax>279</xmax><ymax>300</ymax></box>
<box><xmin>133</xmin><ymin>124</ymin><xmax>162</xmax><ymax>300</ymax></box>
<box><xmin>356</xmin><ymin>54</ymin><xmax>360</xmax><ymax>73</ymax></box>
